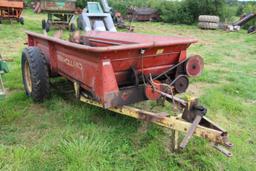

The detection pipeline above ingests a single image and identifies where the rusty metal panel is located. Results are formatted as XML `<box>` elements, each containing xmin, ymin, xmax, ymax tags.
<box><xmin>0</xmin><ymin>0</ymin><xmax>24</xmax><ymax>20</ymax></box>
<box><xmin>127</xmin><ymin>7</ymin><xmax>160</xmax><ymax>21</ymax></box>
<box><xmin>40</xmin><ymin>0</ymin><xmax>76</xmax><ymax>12</ymax></box>
<box><xmin>0</xmin><ymin>0</ymin><xmax>24</xmax><ymax>9</ymax></box>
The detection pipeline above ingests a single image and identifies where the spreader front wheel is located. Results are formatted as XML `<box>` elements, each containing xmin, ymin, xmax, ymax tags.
<box><xmin>22</xmin><ymin>47</ymin><xmax>50</xmax><ymax>102</ymax></box>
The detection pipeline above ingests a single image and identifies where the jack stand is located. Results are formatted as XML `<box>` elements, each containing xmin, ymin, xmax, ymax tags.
<box><xmin>180</xmin><ymin>105</ymin><xmax>207</xmax><ymax>148</ymax></box>
<box><xmin>171</xmin><ymin>130</ymin><xmax>179</xmax><ymax>151</ymax></box>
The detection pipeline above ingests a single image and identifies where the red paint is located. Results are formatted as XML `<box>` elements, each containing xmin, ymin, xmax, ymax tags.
<box><xmin>145</xmin><ymin>80</ymin><xmax>162</xmax><ymax>100</ymax></box>
<box><xmin>185</xmin><ymin>55</ymin><xmax>204</xmax><ymax>77</ymax></box>
<box><xmin>25</xmin><ymin>31</ymin><xmax>197</xmax><ymax>107</ymax></box>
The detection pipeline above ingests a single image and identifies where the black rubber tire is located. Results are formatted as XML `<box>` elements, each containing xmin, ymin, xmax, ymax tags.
<box><xmin>21</xmin><ymin>47</ymin><xmax>50</xmax><ymax>102</ymax></box>
<box><xmin>42</xmin><ymin>19</ymin><xmax>50</xmax><ymax>32</ymax></box>
<box><xmin>42</xmin><ymin>19</ymin><xmax>46</xmax><ymax>29</ymax></box>
<box><xmin>44</xmin><ymin>20</ymin><xmax>51</xmax><ymax>32</ymax></box>
<box><xmin>19</xmin><ymin>17</ymin><xmax>24</xmax><ymax>25</ymax></box>
<box><xmin>198</xmin><ymin>22</ymin><xmax>218</xmax><ymax>30</ymax></box>
<box><xmin>198</xmin><ymin>15</ymin><xmax>220</xmax><ymax>23</ymax></box>
<box><xmin>248</xmin><ymin>26</ymin><xmax>256</xmax><ymax>34</ymax></box>
<box><xmin>45</xmin><ymin>22</ymin><xmax>50</xmax><ymax>32</ymax></box>
<box><xmin>70</xmin><ymin>23</ymin><xmax>76</xmax><ymax>32</ymax></box>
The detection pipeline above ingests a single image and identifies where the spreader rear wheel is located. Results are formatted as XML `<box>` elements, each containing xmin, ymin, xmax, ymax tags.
<box><xmin>19</xmin><ymin>17</ymin><xmax>24</xmax><ymax>25</ymax></box>
<box><xmin>42</xmin><ymin>19</ymin><xmax>50</xmax><ymax>32</ymax></box>
<box><xmin>42</xmin><ymin>19</ymin><xmax>46</xmax><ymax>30</ymax></box>
<box><xmin>45</xmin><ymin>22</ymin><xmax>50</xmax><ymax>32</ymax></box>
<box><xmin>22</xmin><ymin>47</ymin><xmax>49</xmax><ymax>102</ymax></box>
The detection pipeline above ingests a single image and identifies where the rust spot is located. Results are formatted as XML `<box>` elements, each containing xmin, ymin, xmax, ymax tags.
<box><xmin>200</xmin><ymin>132</ymin><xmax>209</xmax><ymax>139</ymax></box>
<box><xmin>121</xmin><ymin>92</ymin><xmax>129</xmax><ymax>101</ymax></box>
<box><xmin>138</xmin><ymin>112</ymin><xmax>164</xmax><ymax>122</ymax></box>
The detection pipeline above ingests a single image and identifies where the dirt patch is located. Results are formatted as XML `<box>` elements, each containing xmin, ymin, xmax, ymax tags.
<box><xmin>132</xmin><ymin>122</ymin><xmax>150</xmax><ymax>148</ymax></box>
<box><xmin>245</xmin><ymin>99</ymin><xmax>256</xmax><ymax>105</ymax></box>
<box><xmin>206</xmin><ymin>63</ymin><xmax>232</xmax><ymax>74</ymax></box>
<box><xmin>197</xmin><ymin>39</ymin><xmax>215</xmax><ymax>46</ymax></box>
<box><xmin>252</xmin><ymin>71</ymin><xmax>256</xmax><ymax>76</ymax></box>
<box><xmin>28</xmin><ymin>103</ymin><xmax>48</xmax><ymax>115</ymax></box>
<box><xmin>187</xmin><ymin>82</ymin><xmax>214</xmax><ymax>97</ymax></box>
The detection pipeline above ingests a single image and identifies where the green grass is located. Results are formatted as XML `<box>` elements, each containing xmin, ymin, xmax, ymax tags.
<box><xmin>0</xmin><ymin>9</ymin><xmax>256</xmax><ymax>170</ymax></box>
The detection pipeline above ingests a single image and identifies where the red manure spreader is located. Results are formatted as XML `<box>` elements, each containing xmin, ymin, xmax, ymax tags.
<box><xmin>0</xmin><ymin>0</ymin><xmax>24</xmax><ymax>24</ymax></box>
<box><xmin>21</xmin><ymin>31</ymin><xmax>233</xmax><ymax>156</ymax></box>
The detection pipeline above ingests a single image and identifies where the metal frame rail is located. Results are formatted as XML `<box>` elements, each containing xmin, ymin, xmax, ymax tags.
<box><xmin>74</xmin><ymin>82</ymin><xmax>233</xmax><ymax>157</ymax></box>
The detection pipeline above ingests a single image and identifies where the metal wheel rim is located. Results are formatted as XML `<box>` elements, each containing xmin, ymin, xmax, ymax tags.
<box><xmin>24</xmin><ymin>60</ymin><xmax>32</xmax><ymax>93</ymax></box>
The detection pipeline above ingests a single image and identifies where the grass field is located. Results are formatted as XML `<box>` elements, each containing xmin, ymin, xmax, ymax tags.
<box><xmin>0</xmin><ymin>10</ymin><xmax>256</xmax><ymax>170</ymax></box>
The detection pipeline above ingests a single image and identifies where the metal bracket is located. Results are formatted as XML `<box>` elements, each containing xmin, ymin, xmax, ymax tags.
<box><xmin>180</xmin><ymin>114</ymin><xmax>203</xmax><ymax>149</ymax></box>
<box><xmin>180</xmin><ymin>105</ymin><xmax>207</xmax><ymax>148</ymax></box>
<box><xmin>74</xmin><ymin>81</ymin><xmax>81</xmax><ymax>99</ymax></box>
<box><xmin>171</xmin><ymin>130</ymin><xmax>179</xmax><ymax>151</ymax></box>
